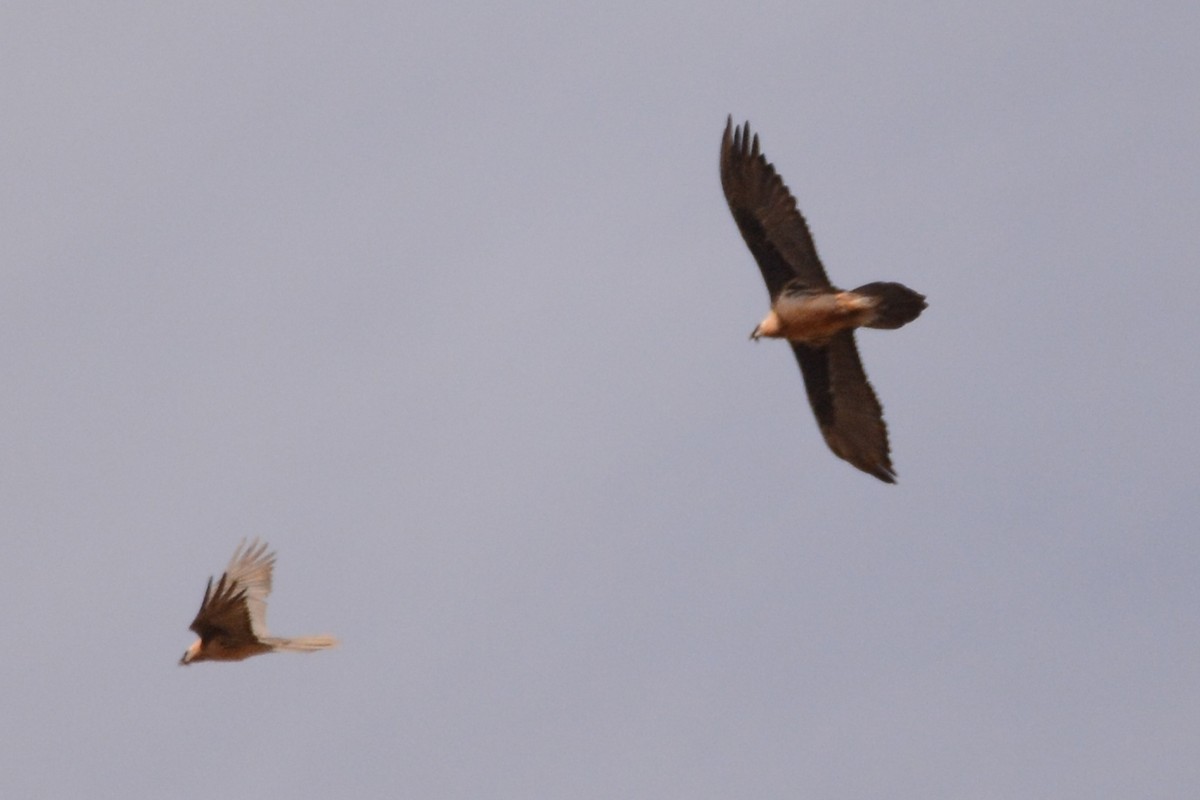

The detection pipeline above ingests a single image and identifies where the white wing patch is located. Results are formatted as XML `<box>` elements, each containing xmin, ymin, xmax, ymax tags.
<box><xmin>223</xmin><ymin>539</ymin><xmax>276</xmax><ymax>638</ymax></box>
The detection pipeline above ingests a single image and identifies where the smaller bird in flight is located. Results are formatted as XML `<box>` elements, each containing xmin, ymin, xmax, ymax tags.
<box><xmin>720</xmin><ymin>117</ymin><xmax>926</xmax><ymax>483</ymax></box>
<box><xmin>180</xmin><ymin>539</ymin><xmax>337</xmax><ymax>665</ymax></box>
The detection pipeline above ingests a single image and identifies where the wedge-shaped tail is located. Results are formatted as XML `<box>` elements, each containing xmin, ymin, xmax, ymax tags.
<box><xmin>263</xmin><ymin>635</ymin><xmax>339</xmax><ymax>653</ymax></box>
<box><xmin>854</xmin><ymin>282</ymin><xmax>927</xmax><ymax>330</ymax></box>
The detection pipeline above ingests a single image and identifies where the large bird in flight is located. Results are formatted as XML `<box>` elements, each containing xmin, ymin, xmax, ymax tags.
<box><xmin>180</xmin><ymin>539</ymin><xmax>337</xmax><ymax>665</ymax></box>
<box><xmin>720</xmin><ymin>117</ymin><xmax>926</xmax><ymax>483</ymax></box>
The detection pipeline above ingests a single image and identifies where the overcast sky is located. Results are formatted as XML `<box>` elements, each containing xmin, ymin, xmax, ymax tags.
<box><xmin>3</xmin><ymin>2</ymin><xmax>1199</xmax><ymax>797</ymax></box>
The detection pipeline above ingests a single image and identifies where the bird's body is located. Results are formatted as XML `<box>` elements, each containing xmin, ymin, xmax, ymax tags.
<box><xmin>753</xmin><ymin>287</ymin><xmax>878</xmax><ymax>342</ymax></box>
<box><xmin>720</xmin><ymin>117</ymin><xmax>926</xmax><ymax>483</ymax></box>
<box><xmin>180</xmin><ymin>539</ymin><xmax>337</xmax><ymax>665</ymax></box>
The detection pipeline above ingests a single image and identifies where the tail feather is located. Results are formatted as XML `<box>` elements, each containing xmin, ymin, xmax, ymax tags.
<box><xmin>266</xmin><ymin>635</ymin><xmax>339</xmax><ymax>653</ymax></box>
<box><xmin>854</xmin><ymin>282</ymin><xmax>927</xmax><ymax>330</ymax></box>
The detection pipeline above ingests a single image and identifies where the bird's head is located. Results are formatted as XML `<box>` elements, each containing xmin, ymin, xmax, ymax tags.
<box><xmin>750</xmin><ymin>310</ymin><xmax>781</xmax><ymax>341</ymax></box>
<box><xmin>179</xmin><ymin>640</ymin><xmax>201</xmax><ymax>666</ymax></box>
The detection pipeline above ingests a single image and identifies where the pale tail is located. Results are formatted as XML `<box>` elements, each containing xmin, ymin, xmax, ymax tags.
<box><xmin>854</xmin><ymin>282</ymin><xmax>927</xmax><ymax>330</ymax></box>
<box><xmin>265</xmin><ymin>635</ymin><xmax>339</xmax><ymax>653</ymax></box>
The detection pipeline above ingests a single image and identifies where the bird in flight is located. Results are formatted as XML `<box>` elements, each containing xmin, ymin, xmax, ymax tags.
<box><xmin>720</xmin><ymin>117</ymin><xmax>926</xmax><ymax>483</ymax></box>
<box><xmin>180</xmin><ymin>539</ymin><xmax>337</xmax><ymax>665</ymax></box>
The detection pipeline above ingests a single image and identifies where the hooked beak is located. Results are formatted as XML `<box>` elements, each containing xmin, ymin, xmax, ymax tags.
<box><xmin>180</xmin><ymin>643</ymin><xmax>197</xmax><ymax>666</ymax></box>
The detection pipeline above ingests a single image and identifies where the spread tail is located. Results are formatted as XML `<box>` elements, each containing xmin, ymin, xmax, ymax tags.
<box><xmin>854</xmin><ymin>282</ymin><xmax>927</xmax><ymax>329</ymax></box>
<box><xmin>266</xmin><ymin>635</ymin><xmax>339</xmax><ymax>653</ymax></box>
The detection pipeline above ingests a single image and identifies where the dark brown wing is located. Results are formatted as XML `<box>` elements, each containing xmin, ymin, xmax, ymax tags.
<box><xmin>720</xmin><ymin>117</ymin><xmax>832</xmax><ymax>299</ymax></box>
<box><xmin>188</xmin><ymin>573</ymin><xmax>258</xmax><ymax>646</ymax></box>
<box><xmin>791</xmin><ymin>331</ymin><xmax>895</xmax><ymax>483</ymax></box>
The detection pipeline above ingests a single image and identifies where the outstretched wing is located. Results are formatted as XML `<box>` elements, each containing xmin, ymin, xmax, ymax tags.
<box><xmin>791</xmin><ymin>332</ymin><xmax>895</xmax><ymax>483</ymax></box>
<box><xmin>188</xmin><ymin>539</ymin><xmax>276</xmax><ymax>645</ymax></box>
<box><xmin>720</xmin><ymin>117</ymin><xmax>832</xmax><ymax>299</ymax></box>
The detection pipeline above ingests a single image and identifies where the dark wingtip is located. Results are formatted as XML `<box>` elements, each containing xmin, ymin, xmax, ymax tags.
<box><xmin>862</xmin><ymin>461</ymin><xmax>897</xmax><ymax>484</ymax></box>
<box><xmin>723</xmin><ymin>118</ymin><xmax>755</xmax><ymax>156</ymax></box>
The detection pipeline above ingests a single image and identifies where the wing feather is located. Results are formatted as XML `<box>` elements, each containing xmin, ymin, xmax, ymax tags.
<box><xmin>720</xmin><ymin>117</ymin><xmax>832</xmax><ymax>299</ymax></box>
<box><xmin>791</xmin><ymin>332</ymin><xmax>896</xmax><ymax>483</ymax></box>
<box><xmin>187</xmin><ymin>539</ymin><xmax>276</xmax><ymax>646</ymax></box>
<box><xmin>221</xmin><ymin>538</ymin><xmax>274</xmax><ymax>638</ymax></box>
<box><xmin>188</xmin><ymin>575</ymin><xmax>255</xmax><ymax>645</ymax></box>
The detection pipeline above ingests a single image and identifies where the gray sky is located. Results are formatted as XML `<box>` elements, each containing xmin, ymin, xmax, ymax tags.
<box><xmin>3</xmin><ymin>2</ymin><xmax>1199</xmax><ymax>797</ymax></box>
